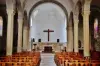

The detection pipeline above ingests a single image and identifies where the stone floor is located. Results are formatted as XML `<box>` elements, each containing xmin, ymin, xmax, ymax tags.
<box><xmin>40</xmin><ymin>53</ymin><xmax>56</xmax><ymax>66</ymax></box>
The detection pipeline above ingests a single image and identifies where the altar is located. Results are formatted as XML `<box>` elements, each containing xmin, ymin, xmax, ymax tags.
<box><xmin>43</xmin><ymin>46</ymin><xmax>53</xmax><ymax>53</ymax></box>
<box><xmin>32</xmin><ymin>42</ymin><xmax>64</xmax><ymax>52</ymax></box>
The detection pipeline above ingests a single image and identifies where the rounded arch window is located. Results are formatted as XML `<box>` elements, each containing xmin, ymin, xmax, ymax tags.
<box><xmin>0</xmin><ymin>16</ymin><xmax>3</xmax><ymax>36</ymax></box>
<box><xmin>94</xmin><ymin>18</ymin><xmax>98</xmax><ymax>39</ymax></box>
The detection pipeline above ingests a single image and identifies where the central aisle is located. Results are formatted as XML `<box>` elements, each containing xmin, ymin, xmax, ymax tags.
<box><xmin>40</xmin><ymin>53</ymin><xmax>56</xmax><ymax>66</ymax></box>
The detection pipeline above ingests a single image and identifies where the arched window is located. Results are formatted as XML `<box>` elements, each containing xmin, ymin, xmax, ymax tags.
<box><xmin>0</xmin><ymin>16</ymin><xmax>3</xmax><ymax>36</ymax></box>
<box><xmin>94</xmin><ymin>18</ymin><xmax>98</xmax><ymax>39</ymax></box>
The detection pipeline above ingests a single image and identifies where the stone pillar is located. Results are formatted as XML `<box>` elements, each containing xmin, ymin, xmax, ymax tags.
<box><xmin>17</xmin><ymin>13</ymin><xmax>23</xmax><ymax>52</ymax></box>
<box><xmin>83</xmin><ymin>10</ymin><xmax>90</xmax><ymax>56</ymax></box>
<box><xmin>23</xmin><ymin>18</ymin><xmax>28</xmax><ymax>51</ymax></box>
<box><xmin>67</xmin><ymin>19</ymin><xmax>73</xmax><ymax>52</ymax></box>
<box><xmin>27</xmin><ymin>26</ymin><xmax>31</xmax><ymax>51</ymax></box>
<box><xmin>6</xmin><ymin>10</ymin><xmax>14</xmax><ymax>55</ymax></box>
<box><xmin>82</xmin><ymin>0</ymin><xmax>92</xmax><ymax>57</ymax></box>
<box><xmin>73</xmin><ymin>15</ymin><xmax>79</xmax><ymax>52</ymax></box>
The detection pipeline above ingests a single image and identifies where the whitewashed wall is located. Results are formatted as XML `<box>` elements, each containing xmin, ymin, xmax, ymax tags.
<box><xmin>30</xmin><ymin>3</ymin><xmax>67</xmax><ymax>43</ymax></box>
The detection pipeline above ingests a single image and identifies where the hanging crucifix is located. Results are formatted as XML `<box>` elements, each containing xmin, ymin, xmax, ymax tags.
<box><xmin>43</xmin><ymin>29</ymin><xmax>54</xmax><ymax>42</ymax></box>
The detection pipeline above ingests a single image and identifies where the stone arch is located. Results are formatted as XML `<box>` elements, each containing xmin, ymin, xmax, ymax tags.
<box><xmin>28</xmin><ymin>0</ymin><xmax>68</xmax><ymax>27</ymax></box>
<box><xmin>74</xmin><ymin>0</ymin><xmax>83</xmax><ymax>15</ymax></box>
<box><xmin>91</xmin><ymin>5</ymin><xmax>100</xmax><ymax>12</ymax></box>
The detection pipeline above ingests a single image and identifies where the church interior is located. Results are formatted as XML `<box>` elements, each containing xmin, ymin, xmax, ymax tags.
<box><xmin>0</xmin><ymin>0</ymin><xmax>100</xmax><ymax>66</ymax></box>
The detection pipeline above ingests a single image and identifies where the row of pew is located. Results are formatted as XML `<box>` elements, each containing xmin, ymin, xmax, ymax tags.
<box><xmin>0</xmin><ymin>51</ymin><xmax>41</xmax><ymax>66</ymax></box>
<box><xmin>54</xmin><ymin>52</ymin><xmax>100</xmax><ymax>66</ymax></box>
<box><xmin>91</xmin><ymin>51</ymin><xmax>100</xmax><ymax>60</ymax></box>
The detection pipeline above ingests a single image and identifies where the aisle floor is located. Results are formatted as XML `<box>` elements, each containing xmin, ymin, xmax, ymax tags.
<box><xmin>40</xmin><ymin>53</ymin><xmax>56</xmax><ymax>66</ymax></box>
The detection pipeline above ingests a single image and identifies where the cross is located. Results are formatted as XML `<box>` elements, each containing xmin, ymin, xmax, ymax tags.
<box><xmin>43</xmin><ymin>29</ymin><xmax>54</xmax><ymax>42</ymax></box>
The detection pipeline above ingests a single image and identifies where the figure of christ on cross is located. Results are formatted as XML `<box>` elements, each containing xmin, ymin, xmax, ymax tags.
<box><xmin>43</xmin><ymin>29</ymin><xmax>54</xmax><ymax>42</ymax></box>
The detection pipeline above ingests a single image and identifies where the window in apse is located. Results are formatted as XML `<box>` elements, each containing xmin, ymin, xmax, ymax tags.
<box><xmin>0</xmin><ymin>16</ymin><xmax>3</xmax><ymax>36</ymax></box>
<box><xmin>94</xmin><ymin>18</ymin><xmax>98</xmax><ymax>39</ymax></box>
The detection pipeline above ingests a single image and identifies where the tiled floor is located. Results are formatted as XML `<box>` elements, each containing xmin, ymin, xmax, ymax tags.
<box><xmin>40</xmin><ymin>53</ymin><xmax>56</xmax><ymax>66</ymax></box>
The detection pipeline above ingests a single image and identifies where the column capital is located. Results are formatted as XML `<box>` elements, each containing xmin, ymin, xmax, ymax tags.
<box><xmin>6</xmin><ymin>9</ymin><xmax>15</xmax><ymax>15</ymax></box>
<box><xmin>82</xmin><ymin>0</ymin><xmax>91</xmax><ymax>16</ymax></box>
<box><xmin>73</xmin><ymin>14</ymin><xmax>78</xmax><ymax>18</ymax></box>
<box><xmin>83</xmin><ymin>4</ymin><xmax>90</xmax><ymax>14</ymax></box>
<box><xmin>18</xmin><ymin>15</ymin><xmax>23</xmax><ymax>21</ymax></box>
<box><xmin>83</xmin><ymin>10</ymin><xmax>90</xmax><ymax>13</ymax></box>
<box><xmin>18</xmin><ymin>11</ymin><xmax>24</xmax><ymax>18</ymax></box>
<box><xmin>85</xmin><ymin>0</ymin><xmax>92</xmax><ymax>5</ymax></box>
<box><xmin>18</xmin><ymin>11</ymin><xmax>23</xmax><ymax>23</ymax></box>
<box><xmin>73</xmin><ymin>15</ymin><xmax>79</xmax><ymax>24</ymax></box>
<box><xmin>82</xmin><ymin>10</ymin><xmax>90</xmax><ymax>16</ymax></box>
<box><xmin>74</xmin><ymin>19</ymin><xmax>79</xmax><ymax>24</ymax></box>
<box><xmin>18</xmin><ymin>19</ymin><xmax>23</xmax><ymax>24</ymax></box>
<box><xmin>73</xmin><ymin>11</ymin><xmax>79</xmax><ymax>16</ymax></box>
<box><xmin>6</xmin><ymin>0</ymin><xmax>15</xmax><ymax>10</ymax></box>
<box><xmin>74</xmin><ymin>21</ymin><xmax>79</xmax><ymax>24</ymax></box>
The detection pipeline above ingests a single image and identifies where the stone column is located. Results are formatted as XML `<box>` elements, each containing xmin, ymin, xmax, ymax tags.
<box><xmin>17</xmin><ymin>13</ymin><xmax>23</xmax><ymax>52</ymax></box>
<box><xmin>67</xmin><ymin>19</ymin><xmax>74</xmax><ymax>52</ymax></box>
<box><xmin>27</xmin><ymin>26</ymin><xmax>31</xmax><ymax>51</ymax></box>
<box><xmin>23</xmin><ymin>18</ymin><xmax>28</xmax><ymax>51</ymax></box>
<box><xmin>6</xmin><ymin>10</ymin><xmax>14</xmax><ymax>55</ymax></box>
<box><xmin>73</xmin><ymin>15</ymin><xmax>79</xmax><ymax>52</ymax></box>
<box><xmin>83</xmin><ymin>0</ymin><xmax>92</xmax><ymax>57</ymax></box>
<box><xmin>83</xmin><ymin>10</ymin><xmax>90</xmax><ymax>56</ymax></box>
<box><xmin>26</xmin><ymin>22</ymin><xmax>30</xmax><ymax>51</ymax></box>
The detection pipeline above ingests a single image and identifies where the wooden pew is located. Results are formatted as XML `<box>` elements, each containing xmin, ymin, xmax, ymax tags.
<box><xmin>0</xmin><ymin>62</ymin><xmax>33</xmax><ymax>66</ymax></box>
<box><xmin>65</xmin><ymin>60</ymin><xmax>100</xmax><ymax>66</ymax></box>
<box><xmin>0</xmin><ymin>51</ymin><xmax>41</xmax><ymax>66</ymax></box>
<box><xmin>55</xmin><ymin>52</ymin><xmax>100</xmax><ymax>66</ymax></box>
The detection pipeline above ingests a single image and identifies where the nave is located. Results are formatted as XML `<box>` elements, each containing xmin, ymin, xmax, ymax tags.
<box><xmin>0</xmin><ymin>0</ymin><xmax>100</xmax><ymax>66</ymax></box>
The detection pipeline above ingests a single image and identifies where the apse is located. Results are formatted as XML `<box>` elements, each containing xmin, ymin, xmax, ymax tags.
<box><xmin>30</xmin><ymin>3</ymin><xmax>67</xmax><ymax>43</ymax></box>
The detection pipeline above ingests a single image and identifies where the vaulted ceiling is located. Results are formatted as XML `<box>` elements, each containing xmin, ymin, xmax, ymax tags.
<box><xmin>0</xmin><ymin>0</ymin><xmax>100</xmax><ymax>6</ymax></box>
<box><xmin>0</xmin><ymin>0</ymin><xmax>100</xmax><ymax>15</ymax></box>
